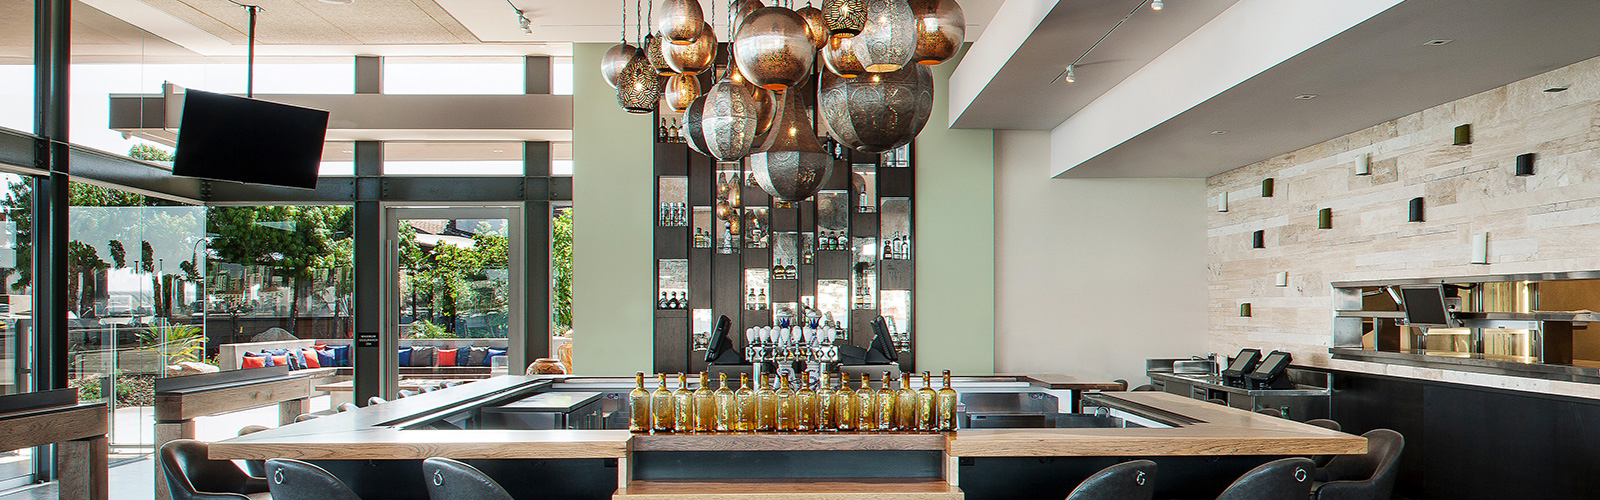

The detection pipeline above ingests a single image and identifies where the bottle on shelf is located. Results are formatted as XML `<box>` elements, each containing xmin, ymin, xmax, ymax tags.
<box><xmin>693</xmin><ymin>372</ymin><xmax>715</xmax><ymax>432</ymax></box>
<box><xmin>817</xmin><ymin>371</ymin><xmax>837</xmax><ymax>431</ymax></box>
<box><xmin>917</xmin><ymin>371</ymin><xmax>937</xmax><ymax>431</ymax></box>
<box><xmin>670</xmin><ymin>119</ymin><xmax>681</xmax><ymax>142</ymax></box>
<box><xmin>651</xmin><ymin>373</ymin><xmax>674</xmax><ymax>432</ymax></box>
<box><xmin>835</xmin><ymin>372</ymin><xmax>855</xmax><ymax>432</ymax></box>
<box><xmin>735</xmin><ymin>372</ymin><xmax>756</xmax><ymax>432</ymax></box>
<box><xmin>658</xmin><ymin>118</ymin><xmax>668</xmax><ymax>143</ymax></box>
<box><xmin>629</xmin><ymin>372</ymin><xmax>651</xmax><ymax>433</ymax></box>
<box><xmin>772</xmin><ymin>259</ymin><xmax>784</xmax><ymax>280</ymax></box>
<box><xmin>937</xmin><ymin>370</ymin><xmax>958</xmax><ymax>431</ymax></box>
<box><xmin>714</xmin><ymin>373</ymin><xmax>735</xmax><ymax>432</ymax></box>
<box><xmin>786</xmin><ymin>260</ymin><xmax>797</xmax><ymax>279</ymax></box>
<box><xmin>659</xmin><ymin>292</ymin><xmax>669</xmax><ymax>309</ymax></box>
<box><xmin>672</xmin><ymin>373</ymin><xmax>694</xmax><ymax>432</ymax></box>
<box><xmin>897</xmin><ymin>372</ymin><xmax>918</xmax><ymax>431</ymax></box>
<box><xmin>875</xmin><ymin>372</ymin><xmax>897</xmax><ymax>431</ymax></box>
<box><xmin>757</xmin><ymin>289</ymin><xmax>767</xmax><ymax>308</ymax></box>
<box><xmin>775</xmin><ymin>373</ymin><xmax>796</xmax><ymax>432</ymax></box>
<box><xmin>883</xmin><ymin>239</ymin><xmax>894</xmax><ymax>260</ymax></box>
<box><xmin>755</xmin><ymin>372</ymin><xmax>778</xmax><ymax>432</ymax></box>
<box><xmin>666</xmin><ymin>292</ymin><xmax>679</xmax><ymax>310</ymax></box>
<box><xmin>796</xmin><ymin>372</ymin><xmax>817</xmax><ymax>432</ymax></box>
<box><xmin>856</xmin><ymin>373</ymin><xmax>877</xmax><ymax>431</ymax></box>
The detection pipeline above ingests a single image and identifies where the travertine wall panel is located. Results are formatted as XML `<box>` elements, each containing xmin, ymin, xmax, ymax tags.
<box><xmin>1207</xmin><ymin>55</ymin><xmax>1600</xmax><ymax>400</ymax></box>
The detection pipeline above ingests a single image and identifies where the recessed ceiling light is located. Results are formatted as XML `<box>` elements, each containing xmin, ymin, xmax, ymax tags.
<box><xmin>1544</xmin><ymin>86</ymin><xmax>1570</xmax><ymax>93</ymax></box>
<box><xmin>1294</xmin><ymin>94</ymin><xmax>1318</xmax><ymax>100</ymax></box>
<box><xmin>493</xmin><ymin>149</ymin><xmax>505</xmax><ymax>153</ymax></box>
<box><xmin>319</xmin><ymin>0</ymin><xmax>353</xmax><ymax>5</ymax></box>
<box><xmin>342</xmin><ymin>150</ymin><xmax>353</xmax><ymax>153</ymax></box>
<box><xmin>1211</xmin><ymin>130</ymin><xmax>1228</xmax><ymax>135</ymax></box>
<box><xmin>1423</xmin><ymin>39</ymin><xmax>1453</xmax><ymax>46</ymax></box>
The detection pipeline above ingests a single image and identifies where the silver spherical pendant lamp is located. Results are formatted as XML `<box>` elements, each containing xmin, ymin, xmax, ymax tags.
<box><xmin>853</xmin><ymin>0</ymin><xmax>915</xmax><ymax>72</ymax></box>
<box><xmin>616</xmin><ymin>51</ymin><xmax>662</xmax><ymax>114</ymax></box>
<box><xmin>664</xmin><ymin>73</ymin><xmax>701</xmax><ymax>113</ymax></box>
<box><xmin>733</xmin><ymin>7</ymin><xmax>815</xmax><ymax>91</ymax></box>
<box><xmin>748</xmin><ymin>90</ymin><xmax>833</xmax><ymax>203</ymax></box>
<box><xmin>822</xmin><ymin>0</ymin><xmax>866</xmax><ymax>38</ymax></box>
<box><xmin>732</xmin><ymin>0</ymin><xmax>766</xmax><ymax>32</ymax></box>
<box><xmin>822</xmin><ymin>36</ymin><xmax>865</xmax><ymax>78</ymax></box>
<box><xmin>796</xmin><ymin>4</ymin><xmax>829</xmax><ymax>49</ymax></box>
<box><xmin>601</xmin><ymin>43</ymin><xmax>639</xmax><ymax>88</ymax></box>
<box><xmin>665</xmin><ymin>22</ymin><xmax>716</xmax><ymax>75</ymax></box>
<box><xmin>684</xmin><ymin>78</ymin><xmax>761</xmax><ymax>161</ymax></box>
<box><xmin>658</xmin><ymin>0</ymin><xmax>706</xmax><ymax>45</ymax></box>
<box><xmin>909</xmin><ymin>0</ymin><xmax>964</xmax><ymax>65</ymax></box>
<box><xmin>819</xmin><ymin>63</ymin><xmax>933</xmax><ymax>153</ymax></box>
<box><xmin>726</xmin><ymin>62</ymin><xmax>777</xmax><ymax>137</ymax></box>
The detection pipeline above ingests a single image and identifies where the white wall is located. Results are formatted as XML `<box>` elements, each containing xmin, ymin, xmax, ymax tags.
<box><xmin>994</xmin><ymin>130</ymin><xmax>1208</xmax><ymax>383</ymax></box>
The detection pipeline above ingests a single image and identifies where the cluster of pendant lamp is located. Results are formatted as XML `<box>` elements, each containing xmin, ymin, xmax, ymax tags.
<box><xmin>600</xmin><ymin>0</ymin><xmax>964</xmax><ymax>203</ymax></box>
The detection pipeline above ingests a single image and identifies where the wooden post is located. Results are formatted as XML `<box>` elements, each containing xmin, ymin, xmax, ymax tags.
<box><xmin>58</xmin><ymin>436</ymin><xmax>108</xmax><ymax>500</ymax></box>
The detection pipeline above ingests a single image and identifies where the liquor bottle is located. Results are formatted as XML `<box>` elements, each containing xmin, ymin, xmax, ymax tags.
<box><xmin>916</xmin><ymin>371</ymin><xmax>937</xmax><ymax>431</ymax></box>
<box><xmin>672</xmin><ymin>373</ymin><xmax>694</xmax><ymax>432</ymax></box>
<box><xmin>856</xmin><ymin>373</ymin><xmax>877</xmax><ymax>431</ymax></box>
<box><xmin>816</xmin><ymin>371</ymin><xmax>837</xmax><ymax>431</ymax></box>
<box><xmin>883</xmin><ymin>239</ymin><xmax>893</xmax><ymax>260</ymax></box>
<box><xmin>659</xmin><ymin>291</ymin><xmax>669</xmax><ymax>309</ymax></box>
<box><xmin>671</xmin><ymin>119</ymin><xmax>681</xmax><ymax>142</ymax></box>
<box><xmin>773</xmin><ymin>259</ymin><xmax>784</xmax><ymax>280</ymax></box>
<box><xmin>651</xmin><ymin>374</ymin><xmax>674</xmax><ymax>432</ymax></box>
<box><xmin>693</xmin><ymin>372</ymin><xmax>715</xmax><ymax>432</ymax></box>
<box><xmin>937</xmin><ymin>370</ymin><xmax>958</xmax><ymax>431</ymax></box>
<box><xmin>714</xmin><ymin>372</ymin><xmax>736</xmax><ymax>432</ymax></box>
<box><xmin>775</xmin><ymin>373</ymin><xmax>796</xmax><ymax>432</ymax></box>
<box><xmin>735</xmin><ymin>373</ymin><xmax>756</xmax><ymax>432</ymax></box>
<box><xmin>666</xmin><ymin>292</ymin><xmax>679</xmax><ymax>310</ymax></box>
<box><xmin>658</xmin><ymin>118</ymin><xmax>667</xmax><ymax>142</ymax></box>
<box><xmin>755</xmin><ymin>372</ymin><xmax>778</xmax><ymax>432</ymax></box>
<box><xmin>787</xmin><ymin>260</ymin><xmax>797</xmax><ymax>279</ymax></box>
<box><xmin>747</xmin><ymin>288</ymin><xmax>756</xmax><ymax>310</ymax></box>
<box><xmin>875</xmin><ymin>372</ymin><xmax>897</xmax><ymax>431</ymax></box>
<box><xmin>628</xmin><ymin>372</ymin><xmax>651</xmax><ymax>433</ymax></box>
<box><xmin>835</xmin><ymin>373</ymin><xmax>855</xmax><ymax>432</ymax></box>
<box><xmin>796</xmin><ymin>372</ymin><xmax>817</xmax><ymax>432</ymax></box>
<box><xmin>897</xmin><ymin>372</ymin><xmax>918</xmax><ymax>431</ymax></box>
<box><xmin>757</xmin><ymin>289</ymin><xmax>767</xmax><ymax>308</ymax></box>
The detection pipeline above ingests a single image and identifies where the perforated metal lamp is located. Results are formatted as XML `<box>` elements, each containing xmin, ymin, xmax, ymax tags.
<box><xmin>908</xmin><ymin>0</ymin><xmax>963</xmax><ymax>65</ymax></box>
<box><xmin>819</xmin><ymin>64</ymin><xmax>933</xmax><ymax>153</ymax></box>
<box><xmin>684</xmin><ymin>78</ymin><xmax>761</xmax><ymax>161</ymax></box>
<box><xmin>796</xmin><ymin>4</ymin><xmax>829</xmax><ymax>49</ymax></box>
<box><xmin>616</xmin><ymin>51</ymin><xmax>662</xmax><ymax>114</ymax></box>
<box><xmin>664</xmin><ymin>73</ymin><xmax>701</xmax><ymax>113</ymax></box>
<box><xmin>823</xmin><ymin>36</ymin><xmax>865</xmax><ymax>78</ymax></box>
<box><xmin>645</xmin><ymin>34</ymin><xmax>675</xmax><ymax>76</ymax></box>
<box><xmin>852</xmin><ymin>0</ymin><xmax>916</xmax><ymax>72</ymax></box>
<box><xmin>665</xmin><ymin>22</ymin><xmax>717</xmax><ymax>75</ymax></box>
<box><xmin>733</xmin><ymin>7</ymin><xmax>815</xmax><ymax>91</ymax></box>
<box><xmin>726</xmin><ymin>62</ymin><xmax>776</xmax><ymax>137</ymax></box>
<box><xmin>732</xmin><ymin>0</ymin><xmax>766</xmax><ymax>33</ymax></box>
<box><xmin>748</xmin><ymin>90</ymin><xmax>833</xmax><ymax>203</ymax></box>
<box><xmin>658</xmin><ymin>0</ymin><xmax>706</xmax><ymax>45</ymax></box>
<box><xmin>600</xmin><ymin>43</ymin><xmax>639</xmax><ymax>88</ymax></box>
<box><xmin>822</xmin><ymin>0</ymin><xmax>866</xmax><ymax>38</ymax></box>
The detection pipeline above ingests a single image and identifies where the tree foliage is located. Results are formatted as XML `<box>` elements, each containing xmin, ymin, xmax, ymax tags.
<box><xmin>206</xmin><ymin>205</ymin><xmax>353</xmax><ymax>321</ymax></box>
<box><xmin>552</xmin><ymin>209</ymin><xmax>572</xmax><ymax>332</ymax></box>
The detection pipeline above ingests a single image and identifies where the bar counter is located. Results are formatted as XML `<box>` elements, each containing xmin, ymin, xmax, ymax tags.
<box><xmin>209</xmin><ymin>375</ymin><xmax>1364</xmax><ymax>500</ymax></box>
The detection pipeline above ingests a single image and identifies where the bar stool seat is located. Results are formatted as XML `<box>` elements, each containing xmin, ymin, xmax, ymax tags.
<box><xmin>265</xmin><ymin>458</ymin><xmax>363</xmax><ymax>500</ymax></box>
<box><xmin>423</xmin><ymin>457</ymin><xmax>513</xmax><ymax>500</ymax></box>
<box><xmin>1215</xmin><ymin>457</ymin><xmax>1315</xmax><ymax>500</ymax></box>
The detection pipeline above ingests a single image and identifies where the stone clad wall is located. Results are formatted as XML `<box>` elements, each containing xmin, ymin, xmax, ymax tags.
<box><xmin>1206</xmin><ymin>55</ymin><xmax>1600</xmax><ymax>400</ymax></box>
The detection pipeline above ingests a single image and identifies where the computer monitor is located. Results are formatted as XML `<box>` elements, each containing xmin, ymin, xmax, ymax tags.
<box><xmin>1398</xmin><ymin>285</ymin><xmax>1455</xmax><ymax>328</ymax></box>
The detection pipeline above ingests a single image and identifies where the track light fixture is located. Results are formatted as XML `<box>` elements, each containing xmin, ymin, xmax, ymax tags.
<box><xmin>507</xmin><ymin>0</ymin><xmax>531</xmax><ymax>34</ymax></box>
<box><xmin>1065</xmin><ymin>65</ymin><xmax>1075</xmax><ymax>83</ymax></box>
<box><xmin>1151</xmin><ymin>0</ymin><xmax>1163</xmax><ymax>11</ymax></box>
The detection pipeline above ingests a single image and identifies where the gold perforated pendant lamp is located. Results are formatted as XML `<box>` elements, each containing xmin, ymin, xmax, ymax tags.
<box><xmin>853</xmin><ymin>0</ymin><xmax>915</xmax><ymax>72</ymax></box>
<box><xmin>822</xmin><ymin>0</ymin><xmax>866</xmax><ymax>38</ymax></box>
<box><xmin>822</xmin><ymin>36</ymin><xmax>865</xmax><ymax>78</ymax></box>
<box><xmin>748</xmin><ymin>90</ymin><xmax>833</xmax><ymax>203</ymax></box>
<box><xmin>658</xmin><ymin>0</ymin><xmax>706</xmax><ymax>44</ymax></box>
<box><xmin>665</xmin><ymin>73</ymin><xmax>701</xmax><ymax>113</ymax></box>
<box><xmin>665</xmin><ymin>22</ymin><xmax>716</xmax><ymax>74</ymax></box>
<box><xmin>733</xmin><ymin>7</ymin><xmax>815</xmax><ymax>91</ymax></box>
<box><xmin>796</xmin><ymin>4</ymin><xmax>828</xmax><ymax>49</ymax></box>
<box><xmin>909</xmin><ymin>0</ymin><xmax>963</xmax><ymax>65</ymax></box>
<box><xmin>617</xmin><ymin>50</ymin><xmax>662</xmax><ymax>114</ymax></box>
<box><xmin>645</xmin><ymin>34</ymin><xmax>675</xmax><ymax>75</ymax></box>
<box><xmin>819</xmin><ymin>64</ymin><xmax>933</xmax><ymax>153</ymax></box>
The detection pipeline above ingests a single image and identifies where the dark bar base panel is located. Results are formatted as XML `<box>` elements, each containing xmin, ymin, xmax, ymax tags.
<box><xmin>311</xmin><ymin>458</ymin><xmax>617</xmax><ymax>500</ymax></box>
<box><xmin>961</xmin><ymin>456</ymin><xmax>1292</xmax><ymax>500</ymax></box>
<box><xmin>1315</xmin><ymin>367</ymin><xmax>1600</xmax><ymax>500</ymax></box>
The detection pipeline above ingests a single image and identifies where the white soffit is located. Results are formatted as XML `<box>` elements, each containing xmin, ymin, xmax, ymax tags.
<box><xmin>946</xmin><ymin>0</ymin><xmax>1058</xmax><ymax>129</ymax></box>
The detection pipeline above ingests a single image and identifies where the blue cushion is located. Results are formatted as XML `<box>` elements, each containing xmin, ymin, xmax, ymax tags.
<box><xmin>316</xmin><ymin>349</ymin><xmax>336</xmax><ymax>368</ymax></box>
<box><xmin>456</xmin><ymin>347</ymin><xmax>470</xmax><ymax>366</ymax></box>
<box><xmin>485</xmin><ymin>348</ymin><xmax>507</xmax><ymax>366</ymax></box>
<box><xmin>398</xmin><ymin>347</ymin><xmax>413</xmax><ymax>367</ymax></box>
<box><xmin>330</xmin><ymin>345</ymin><xmax>351</xmax><ymax>367</ymax></box>
<box><xmin>256</xmin><ymin>351</ymin><xmax>275</xmax><ymax>367</ymax></box>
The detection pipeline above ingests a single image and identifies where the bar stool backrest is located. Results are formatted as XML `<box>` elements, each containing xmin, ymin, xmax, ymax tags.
<box><xmin>1312</xmin><ymin>429</ymin><xmax>1405</xmax><ymax>500</ymax></box>
<box><xmin>265</xmin><ymin>458</ymin><xmax>363</xmax><ymax>500</ymax></box>
<box><xmin>235</xmin><ymin>425</ymin><xmax>272</xmax><ymax>478</ymax></box>
<box><xmin>337</xmin><ymin>402</ymin><xmax>360</xmax><ymax>412</ymax></box>
<box><xmin>368</xmin><ymin>396</ymin><xmax>388</xmax><ymax>405</ymax></box>
<box><xmin>423</xmin><ymin>457</ymin><xmax>514</xmax><ymax>500</ymax></box>
<box><xmin>1215</xmin><ymin>457</ymin><xmax>1315</xmax><ymax>500</ymax></box>
<box><xmin>1064</xmin><ymin>459</ymin><xmax>1157</xmax><ymax>500</ymax></box>
<box><xmin>160</xmin><ymin>439</ymin><xmax>266</xmax><ymax>500</ymax></box>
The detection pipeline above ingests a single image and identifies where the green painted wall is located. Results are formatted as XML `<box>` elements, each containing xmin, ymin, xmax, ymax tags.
<box><xmin>914</xmin><ymin>49</ymin><xmax>996</xmax><ymax>374</ymax></box>
<box><xmin>570</xmin><ymin>43</ymin><xmax>654</xmax><ymax>375</ymax></box>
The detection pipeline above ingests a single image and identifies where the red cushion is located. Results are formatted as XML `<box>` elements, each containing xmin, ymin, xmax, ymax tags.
<box><xmin>241</xmin><ymin>356</ymin><xmax>266</xmax><ymax>369</ymax></box>
<box><xmin>437</xmin><ymin>348</ymin><xmax>457</xmax><ymax>367</ymax></box>
<box><xmin>300</xmin><ymin>349</ymin><xmax>321</xmax><ymax>368</ymax></box>
<box><xmin>271</xmin><ymin>355</ymin><xmax>287</xmax><ymax>367</ymax></box>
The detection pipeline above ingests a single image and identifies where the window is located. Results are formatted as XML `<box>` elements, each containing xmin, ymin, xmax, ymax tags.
<box><xmin>383</xmin><ymin>57</ymin><xmax>525</xmax><ymax>95</ymax></box>
<box><xmin>0</xmin><ymin>0</ymin><xmax>32</xmax><ymax>134</ymax></box>
<box><xmin>384</xmin><ymin>141</ymin><xmax>524</xmax><ymax>176</ymax></box>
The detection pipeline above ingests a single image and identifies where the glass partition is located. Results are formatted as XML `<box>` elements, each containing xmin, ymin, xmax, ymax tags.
<box><xmin>0</xmin><ymin>0</ymin><xmax>32</xmax><ymax>134</ymax></box>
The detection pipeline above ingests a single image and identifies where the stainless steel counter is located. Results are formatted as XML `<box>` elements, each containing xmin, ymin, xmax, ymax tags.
<box><xmin>1145</xmin><ymin>362</ymin><xmax>1332</xmax><ymax>421</ymax></box>
<box><xmin>1147</xmin><ymin>372</ymin><xmax>1331</xmax><ymax>397</ymax></box>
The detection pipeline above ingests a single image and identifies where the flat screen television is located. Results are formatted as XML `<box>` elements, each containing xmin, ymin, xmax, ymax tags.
<box><xmin>172</xmin><ymin>89</ymin><xmax>329</xmax><ymax>190</ymax></box>
<box><xmin>1398</xmin><ymin>285</ymin><xmax>1455</xmax><ymax>327</ymax></box>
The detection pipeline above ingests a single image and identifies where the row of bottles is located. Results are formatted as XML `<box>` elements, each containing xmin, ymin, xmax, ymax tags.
<box><xmin>659</xmin><ymin>202</ymin><xmax>688</xmax><ymax>227</ymax></box>
<box><xmin>881</xmin><ymin>233</ymin><xmax>911</xmax><ymax>260</ymax></box>
<box><xmin>627</xmin><ymin>370</ymin><xmax>958</xmax><ymax>434</ymax></box>
<box><xmin>818</xmin><ymin>230</ymin><xmax>849</xmax><ymax>251</ymax></box>
<box><xmin>657</xmin><ymin>117</ymin><xmax>684</xmax><ymax>143</ymax></box>
<box><xmin>744</xmin><ymin>288</ymin><xmax>769</xmax><ymax>310</ymax></box>
<box><xmin>771</xmin><ymin>259</ymin><xmax>798</xmax><ymax>280</ymax></box>
<box><xmin>658</xmin><ymin>291</ymin><xmax>688</xmax><ymax>310</ymax></box>
<box><xmin>692</xmin><ymin>227</ymin><xmax>712</xmax><ymax>248</ymax></box>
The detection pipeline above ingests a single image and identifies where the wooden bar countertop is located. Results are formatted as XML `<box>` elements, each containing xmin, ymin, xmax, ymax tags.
<box><xmin>210</xmin><ymin>376</ymin><xmax>1363</xmax><ymax>461</ymax></box>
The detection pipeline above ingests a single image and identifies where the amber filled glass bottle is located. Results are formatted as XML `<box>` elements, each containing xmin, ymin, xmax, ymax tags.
<box><xmin>916</xmin><ymin>371</ymin><xmax>937</xmax><ymax>431</ymax></box>
<box><xmin>816</xmin><ymin>372</ymin><xmax>836</xmax><ymax>431</ymax></box>
<box><xmin>875</xmin><ymin>372</ymin><xmax>897</xmax><ymax>431</ymax></box>
<box><xmin>755</xmin><ymin>373</ymin><xmax>778</xmax><ymax>432</ymax></box>
<box><xmin>713</xmin><ymin>373</ymin><xmax>735</xmax><ymax>432</ymax></box>
<box><xmin>834</xmin><ymin>372</ymin><xmax>855</xmax><ymax>431</ymax></box>
<box><xmin>856</xmin><ymin>373</ymin><xmax>877</xmax><ymax>431</ymax></box>
<box><xmin>693</xmin><ymin>372</ymin><xmax>715</xmax><ymax>432</ymax></box>
<box><xmin>796</xmin><ymin>372</ymin><xmax>818</xmax><ymax>432</ymax></box>
<box><xmin>629</xmin><ymin>372</ymin><xmax>651</xmax><ymax>433</ymax></box>
<box><xmin>735</xmin><ymin>373</ymin><xmax>756</xmax><ymax>432</ymax></box>
<box><xmin>775</xmin><ymin>373</ymin><xmax>796</xmax><ymax>432</ymax></box>
<box><xmin>897</xmin><ymin>372</ymin><xmax>918</xmax><ymax>431</ymax></box>
<box><xmin>937</xmin><ymin>370</ymin><xmax>959</xmax><ymax>431</ymax></box>
<box><xmin>672</xmin><ymin>373</ymin><xmax>694</xmax><ymax>432</ymax></box>
<box><xmin>650</xmin><ymin>373</ymin><xmax>674</xmax><ymax>432</ymax></box>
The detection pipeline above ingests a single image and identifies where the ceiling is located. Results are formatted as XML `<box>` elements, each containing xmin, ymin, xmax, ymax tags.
<box><xmin>1057</xmin><ymin>0</ymin><xmax>1600</xmax><ymax>177</ymax></box>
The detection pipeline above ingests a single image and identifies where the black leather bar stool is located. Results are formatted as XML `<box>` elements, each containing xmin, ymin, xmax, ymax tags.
<box><xmin>423</xmin><ymin>457</ymin><xmax>514</xmax><ymax>500</ymax></box>
<box><xmin>337</xmin><ymin>402</ymin><xmax>359</xmax><ymax>412</ymax></box>
<box><xmin>1215</xmin><ymin>457</ymin><xmax>1314</xmax><ymax>500</ymax></box>
<box><xmin>1131</xmin><ymin>385</ymin><xmax>1158</xmax><ymax>392</ymax></box>
<box><xmin>1311</xmin><ymin>429</ymin><xmax>1404</xmax><ymax>500</ymax></box>
<box><xmin>265</xmin><ymin>458</ymin><xmax>363</xmax><ymax>500</ymax></box>
<box><xmin>159</xmin><ymin>439</ymin><xmax>270</xmax><ymax>500</ymax></box>
<box><xmin>1255</xmin><ymin>408</ymin><xmax>1284</xmax><ymax>418</ymax></box>
<box><xmin>1302</xmin><ymin>419</ymin><xmax>1343</xmax><ymax>468</ymax></box>
<box><xmin>368</xmin><ymin>396</ymin><xmax>388</xmax><ymax>405</ymax></box>
<box><xmin>234</xmin><ymin>426</ymin><xmax>271</xmax><ymax>478</ymax></box>
<box><xmin>1064</xmin><ymin>460</ymin><xmax>1156</xmax><ymax>500</ymax></box>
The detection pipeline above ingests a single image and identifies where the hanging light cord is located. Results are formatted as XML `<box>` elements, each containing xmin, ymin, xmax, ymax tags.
<box><xmin>620</xmin><ymin>0</ymin><xmax>627</xmax><ymax>43</ymax></box>
<box><xmin>1052</xmin><ymin>0</ymin><xmax>1153</xmax><ymax>84</ymax></box>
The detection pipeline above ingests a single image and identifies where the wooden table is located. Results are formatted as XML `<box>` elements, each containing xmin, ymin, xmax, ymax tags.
<box><xmin>0</xmin><ymin>390</ymin><xmax>108</xmax><ymax>500</ymax></box>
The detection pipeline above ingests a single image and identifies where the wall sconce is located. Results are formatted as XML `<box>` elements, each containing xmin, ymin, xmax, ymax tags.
<box><xmin>1408</xmin><ymin>197</ymin><xmax>1425</xmax><ymax>222</ymax></box>
<box><xmin>1275</xmin><ymin>271</ymin><xmax>1289</xmax><ymax>287</ymax></box>
<box><xmin>1252</xmin><ymin>230</ymin><xmax>1265</xmax><ymax>249</ymax></box>
<box><xmin>1356</xmin><ymin>152</ymin><xmax>1371</xmax><ymax>176</ymax></box>
<box><xmin>1317</xmin><ymin>208</ymin><xmax>1332</xmax><ymax>229</ymax></box>
<box><xmin>1471</xmin><ymin>232</ymin><xmax>1489</xmax><ymax>264</ymax></box>
<box><xmin>1454</xmin><ymin>124</ymin><xmax>1472</xmax><ymax>145</ymax></box>
<box><xmin>1216</xmin><ymin>191</ymin><xmax>1229</xmax><ymax>212</ymax></box>
<box><xmin>1240</xmin><ymin>303</ymin><xmax>1252</xmax><ymax>317</ymax></box>
<box><xmin>1261</xmin><ymin>178</ymin><xmax>1274</xmax><ymax>197</ymax></box>
<box><xmin>1516</xmin><ymin>153</ymin><xmax>1536</xmax><ymax>176</ymax></box>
